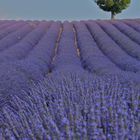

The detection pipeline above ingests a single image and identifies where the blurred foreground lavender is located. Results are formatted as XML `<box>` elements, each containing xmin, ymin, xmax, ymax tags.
<box><xmin>0</xmin><ymin>73</ymin><xmax>139</xmax><ymax>140</ymax></box>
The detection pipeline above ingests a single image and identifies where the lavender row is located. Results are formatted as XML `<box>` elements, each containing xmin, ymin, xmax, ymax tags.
<box><xmin>0</xmin><ymin>21</ymin><xmax>19</xmax><ymax>33</ymax></box>
<box><xmin>0</xmin><ymin>21</ymin><xmax>51</xmax><ymax>64</ymax></box>
<box><xmin>0</xmin><ymin>20</ymin><xmax>8</xmax><ymax>26</ymax></box>
<box><xmin>52</xmin><ymin>21</ymin><xmax>84</xmax><ymax>73</ymax></box>
<box><xmin>0</xmin><ymin>21</ymin><xmax>26</xmax><ymax>41</ymax></box>
<box><xmin>99</xmin><ymin>22</ymin><xmax>140</xmax><ymax>60</ymax></box>
<box><xmin>135</xmin><ymin>19</ymin><xmax>140</xmax><ymax>24</ymax></box>
<box><xmin>97</xmin><ymin>21</ymin><xmax>140</xmax><ymax>61</ymax></box>
<box><xmin>21</xmin><ymin>21</ymin><xmax>62</xmax><ymax>76</ymax></box>
<box><xmin>0</xmin><ymin>23</ymin><xmax>34</xmax><ymax>52</ymax></box>
<box><xmin>110</xmin><ymin>20</ymin><xmax>140</xmax><ymax>46</ymax></box>
<box><xmin>0</xmin><ymin>22</ymin><xmax>61</xmax><ymax>107</ymax></box>
<box><xmin>122</xmin><ymin>20</ymin><xmax>140</xmax><ymax>33</ymax></box>
<box><xmin>86</xmin><ymin>21</ymin><xmax>140</xmax><ymax>73</ymax></box>
<box><xmin>74</xmin><ymin>21</ymin><xmax>140</xmax><ymax>82</ymax></box>
<box><xmin>73</xmin><ymin>21</ymin><xmax>122</xmax><ymax>76</ymax></box>
<box><xmin>0</xmin><ymin>73</ymin><xmax>139</xmax><ymax>139</ymax></box>
<box><xmin>0</xmin><ymin>20</ymin><xmax>17</xmax><ymax>30</ymax></box>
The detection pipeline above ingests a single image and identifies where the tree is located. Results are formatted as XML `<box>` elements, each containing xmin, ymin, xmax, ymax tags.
<box><xmin>95</xmin><ymin>0</ymin><xmax>131</xmax><ymax>19</ymax></box>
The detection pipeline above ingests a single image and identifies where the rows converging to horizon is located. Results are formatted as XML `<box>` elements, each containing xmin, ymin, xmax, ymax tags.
<box><xmin>0</xmin><ymin>19</ymin><xmax>140</xmax><ymax>74</ymax></box>
<box><xmin>0</xmin><ymin>19</ymin><xmax>140</xmax><ymax>104</ymax></box>
<box><xmin>0</xmin><ymin>19</ymin><xmax>140</xmax><ymax>139</ymax></box>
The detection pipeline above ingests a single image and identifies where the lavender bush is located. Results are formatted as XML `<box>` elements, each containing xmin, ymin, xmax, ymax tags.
<box><xmin>0</xmin><ymin>73</ymin><xmax>139</xmax><ymax>140</ymax></box>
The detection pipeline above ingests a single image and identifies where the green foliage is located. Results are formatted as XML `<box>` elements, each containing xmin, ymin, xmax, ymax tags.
<box><xmin>95</xmin><ymin>0</ymin><xmax>131</xmax><ymax>19</ymax></box>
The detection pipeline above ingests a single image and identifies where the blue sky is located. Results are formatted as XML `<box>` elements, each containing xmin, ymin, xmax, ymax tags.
<box><xmin>0</xmin><ymin>0</ymin><xmax>139</xmax><ymax>21</ymax></box>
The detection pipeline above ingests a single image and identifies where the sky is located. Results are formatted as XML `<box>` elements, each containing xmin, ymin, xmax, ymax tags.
<box><xmin>0</xmin><ymin>0</ymin><xmax>139</xmax><ymax>21</ymax></box>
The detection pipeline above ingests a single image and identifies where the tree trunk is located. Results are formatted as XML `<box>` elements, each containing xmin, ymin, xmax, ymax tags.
<box><xmin>111</xmin><ymin>12</ymin><xmax>115</xmax><ymax>20</ymax></box>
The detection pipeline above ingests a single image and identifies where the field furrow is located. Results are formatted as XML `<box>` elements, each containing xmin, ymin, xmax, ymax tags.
<box><xmin>0</xmin><ymin>22</ymin><xmax>62</xmax><ymax>106</ymax></box>
<box><xmin>0</xmin><ymin>21</ymin><xmax>52</xmax><ymax>64</ymax></box>
<box><xmin>0</xmin><ymin>21</ymin><xmax>27</xmax><ymax>41</ymax></box>
<box><xmin>110</xmin><ymin>20</ymin><xmax>140</xmax><ymax>45</ymax></box>
<box><xmin>52</xmin><ymin>21</ymin><xmax>84</xmax><ymax>73</ymax></box>
<box><xmin>122</xmin><ymin>20</ymin><xmax>140</xmax><ymax>33</ymax></box>
<box><xmin>74</xmin><ymin>21</ymin><xmax>122</xmax><ymax>75</ymax></box>
<box><xmin>86</xmin><ymin>21</ymin><xmax>140</xmax><ymax>73</ymax></box>
<box><xmin>0</xmin><ymin>23</ymin><xmax>34</xmax><ymax>52</ymax></box>
<box><xmin>97</xmin><ymin>21</ymin><xmax>140</xmax><ymax>61</ymax></box>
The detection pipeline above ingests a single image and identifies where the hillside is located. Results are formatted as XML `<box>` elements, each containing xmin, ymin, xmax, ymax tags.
<box><xmin>0</xmin><ymin>19</ymin><xmax>139</xmax><ymax>139</ymax></box>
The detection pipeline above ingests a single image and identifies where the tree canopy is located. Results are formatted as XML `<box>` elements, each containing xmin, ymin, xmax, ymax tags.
<box><xmin>95</xmin><ymin>0</ymin><xmax>131</xmax><ymax>19</ymax></box>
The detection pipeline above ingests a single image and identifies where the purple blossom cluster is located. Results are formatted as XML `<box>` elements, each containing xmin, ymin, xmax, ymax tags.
<box><xmin>0</xmin><ymin>73</ymin><xmax>139</xmax><ymax>139</ymax></box>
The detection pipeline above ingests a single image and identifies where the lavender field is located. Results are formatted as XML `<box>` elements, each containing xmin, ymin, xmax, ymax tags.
<box><xmin>0</xmin><ymin>19</ymin><xmax>140</xmax><ymax>139</ymax></box>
